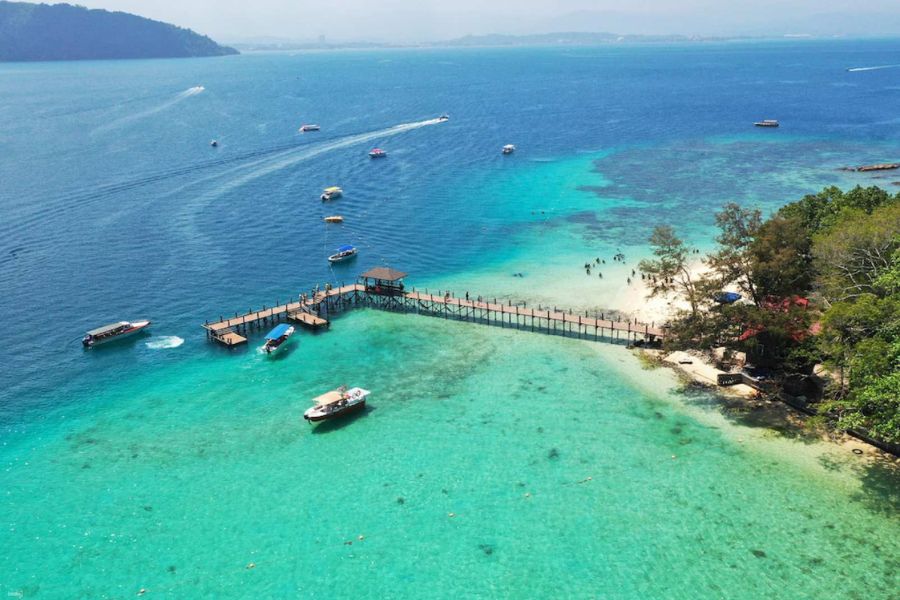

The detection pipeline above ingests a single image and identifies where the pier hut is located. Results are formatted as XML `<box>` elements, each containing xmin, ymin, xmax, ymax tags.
<box><xmin>360</xmin><ymin>267</ymin><xmax>407</xmax><ymax>296</ymax></box>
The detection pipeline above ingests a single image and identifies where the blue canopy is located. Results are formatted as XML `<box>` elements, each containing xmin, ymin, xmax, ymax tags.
<box><xmin>336</xmin><ymin>244</ymin><xmax>355</xmax><ymax>252</ymax></box>
<box><xmin>714</xmin><ymin>291</ymin><xmax>743</xmax><ymax>304</ymax></box>
<box><xmin>265</xmin><ymin>324</ymin><xmax>292</xmax><ymax>340</ymax></box>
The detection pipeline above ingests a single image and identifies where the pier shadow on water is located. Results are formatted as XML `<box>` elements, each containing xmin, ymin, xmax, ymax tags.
<box><xmin>309</xmin><ymin>406</ymin><xmax>373</xmax><ymax>434</ymax></box>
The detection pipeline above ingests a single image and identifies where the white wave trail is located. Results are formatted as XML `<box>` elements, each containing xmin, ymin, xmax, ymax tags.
<box><xmin>93</xmin><ymin>86</ymin><xmax>206</xmax><ymax>134</ymax></box>
<box><xmin>847</xmin><ymin>64</ymin><xmax>900</xmax><ymax>72</ymax></box>
<box><xmin>206</xmin><ymin>117</ymin><xmax>445</xmax><ymax>197</ymax></box>
<box><xmin>145</xmin><ymin>336</ymin><xmax>185</xmax><ymax>349</ymax></box>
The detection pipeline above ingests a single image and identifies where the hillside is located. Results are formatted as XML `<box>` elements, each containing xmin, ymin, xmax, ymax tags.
<box><xmin>0</xmin><ymin>1</ymin><xmax>238</xmax><ymax>61</ymax></box>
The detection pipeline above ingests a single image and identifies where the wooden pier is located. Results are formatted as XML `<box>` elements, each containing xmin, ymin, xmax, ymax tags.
<box><xmin>202</xmin><ymin>268</ymin><xmax>665</xmax><ymax>347</ymax></box>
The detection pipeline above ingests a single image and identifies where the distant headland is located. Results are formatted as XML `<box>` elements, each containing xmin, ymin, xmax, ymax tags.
<box><xmin>0</xmin><ymin>1</ymin><xmax>238</xmax><ymax>62</ymax></box>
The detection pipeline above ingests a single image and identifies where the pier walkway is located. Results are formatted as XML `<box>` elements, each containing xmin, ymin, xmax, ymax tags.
<box><xmin>202</xmin><ymin>270</ymin><xmax>665</xmax><ymax>347</ymax></box>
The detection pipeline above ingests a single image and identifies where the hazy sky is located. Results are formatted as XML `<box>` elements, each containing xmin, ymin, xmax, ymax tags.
<box><xmin>55</xmin><ymin>0</ymin><xmax>900</xmax><ymax>42</ymax></box>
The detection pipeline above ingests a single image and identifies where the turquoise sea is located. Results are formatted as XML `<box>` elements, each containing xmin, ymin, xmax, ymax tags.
<box><xmin>1</xmin><ymin>40</ymin><xmax>899</xmax><ymax>598</ymax></box>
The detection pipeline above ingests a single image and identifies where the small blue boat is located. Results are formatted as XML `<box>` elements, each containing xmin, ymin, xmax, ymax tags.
<box><xmin>262</xmin><ymin>323</ymin><xmax>294</xmax><ymax>354</ymax></box>
<box><xmin>328</xmin><ymin>244</ymin><xmax>358</xmax><ymax>263</ymax></box>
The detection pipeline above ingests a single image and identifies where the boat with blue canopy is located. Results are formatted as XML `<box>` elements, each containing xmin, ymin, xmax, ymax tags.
<box><xmin>262</xmin><ymin>323</ymin><xmax>295</xmax><ymax>354</ymax></box>
<box><xmin>328</xmin><ymin>244</ymin><xmax>357</xmax><ymax>263</ymax></box>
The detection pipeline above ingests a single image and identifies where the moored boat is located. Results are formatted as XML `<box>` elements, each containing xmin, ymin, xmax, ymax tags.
<box><xmin>324</xmin><ymin>215</ymin><xmax>344</xmax><ymax>223</ymax></box>
<box><xmin>328</xmin><ymin>244</ymin><xmax>357</xmax><ymax>263</ymax></box>
<box><xmin>321</xmin><ymin>186</ymin><xmax>343</xmax><ymax>201</ymax></box>
<box><xmin>82</xmin><ymin>320</ymin><xmax>151</xmax><ymax>347</ymax></box>
<box><xmin>754</xmin><ymin>120</ymin><xmax>779</xmax><ymax>127</ymax></box>
<box><xmin>262</xmin><ymin>323</ymin><xmax>294</xmax><ymax>354</ymax></box>
<box><xmin>304</xmin><ymin>386</ymin><xmax>370</xmax><ymax>422</ymax></box>
<box><xmin>210</xmin><ymin>140</ymin><xmax>218</xmax><ymax>147</ymax></box>
<box><xmin>502</xmin><ymin>144</ymin><xmax>516</xmax><ymax>154</ymax></box>
<box><xmin>300</xmin><ymin>124</ymin><xmax>321</xmax><ymax>132</ymax></box>
<box><xmin>369</xmin><ymin>148</ymin><xmax>387</xmax><ymax>158</ymax></box>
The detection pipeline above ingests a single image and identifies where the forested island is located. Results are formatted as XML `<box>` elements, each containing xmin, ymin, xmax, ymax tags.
<box><xmin>641</xmin><ymin>186</ymin><xmax>899</xmax><ymax>449</ymax></box>
<box><xmin>0</xmin><ymin>1</ymin><xmax>237</xmax><ymax>61</ymax></box>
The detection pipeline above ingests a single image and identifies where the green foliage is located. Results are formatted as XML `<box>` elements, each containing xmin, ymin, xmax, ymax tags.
<box><xmin>778</xmin><ymin>185</ymin><xmax>899</xmax><ymax>234</ymax></box>
<box><xmin>706</xmin><ymin>203</ymin><xmax>763</xmax><ymax>305</ymax></box>
<box><xmin>813</xmin><ymin>204</ymin><xmax>900</xmax><ymax>303</ymax></box>
<box><xmin>639</xmin><ymin>225</ymin><xmax>704</xmax><ymax>318</ymax></box>
<box><xmin>750</xmin><ymin>216</ymin><xmax>813</xmax><ymax>299</ymax></box>
<box><xmin>652</xmin><ymin>184</ymin><xmax>900</xmax><ymax>443</ymax></box>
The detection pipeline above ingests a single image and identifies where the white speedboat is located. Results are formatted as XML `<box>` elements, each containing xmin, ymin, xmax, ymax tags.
<box><xmin>82</xmin><ymin>320</ymin><xmax>151</xmax><ymax>347</ymax></box>
<box><xmin>438</xmin><ymin>114</ymin><xmax>449</xmax><ymax>121</ymax></box>
<box><xmin>502</xmin><ymin>144</ymin><xmax>516</xmax><ymax>154</ymax></box>
<box><xmin>328</xmin><ymin>245</ymin><xmax>357</xmax><ymax>263</ymax></box>
<box><xmin>369</xmin><ymin>148</ymin><xmax>387</xmax><ymax>158</ymax></box>
<box><xmin>300</xmin><ymin>124</ymin><xmax>321</xmax><ymax>132</ymax></box>
<box><xmin>321</xmin><ymin>186</ymin><xmax>343</xmax><ymax>201</ymax></box>
<box><xmin>754</xmin><ymin>120</ymin><xmax>779</xmax><ymax>128</ymax></box>
<box><xmin>304</xmin><ymin>386</ymin><xmax>370</xmax><ymax>422</ymax></box>
<box><xmin>262</xmin><ymin>324</ymin><xmax>294</xmax><ymax>354</ymax></box>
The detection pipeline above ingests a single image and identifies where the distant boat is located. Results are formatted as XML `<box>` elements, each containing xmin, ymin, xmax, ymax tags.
<box><xmin>754</xmin><ymin>120</ymin><xmax>779</xmax><ymax>128</ymax></box>
<box><xmin>438</xmin><ymin>114</ymin><xmax>449</xmax><ymax>121</ymax></box>
<box><xmin>502</xmin><ymin>144</ymin><xmax>516</xmax><ymax>154</ymax></box>
<box><xmin>369</xmin><ymin>148</ymin><xmax>387</xmax><ymax>158</ymax></box>
<box><xmin>324</xmin><ymin>215</ymin><xmax>344</xmax><ymax>223</ymax></box>
<box><xmin>262</xmin><ymin>323</ymin><xmax>294</xmax><ymax>354</ymax></box>
<box><xmin>300</xmin><ymin>124</ymin><xmax>321</xmax><ymax>132</ymax></box>
<box><xmin>328</xmin><ymin>244</ymin><xmax>357</xmax><ymax>263</ymax></box>
<box><xmin>210</xmin><ymin>140</ymin><xmax>218</xmax><ymax>147</ymax></box>
<box><xmin>321</xmin><ymin>186</ymin><xmax>343</xmax><ymax>201</ymax></box>
<box><xmin>82</xmin><ymin>320</ymin><xmax>151</xmax><ymax>347</ymax></box>
<box><xmin>304</xmin><ymin>386</ymin><xmax>370</xmax><ymax>422</ymax></box>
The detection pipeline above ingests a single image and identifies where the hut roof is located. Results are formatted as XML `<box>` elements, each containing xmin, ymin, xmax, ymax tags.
<box><xmin>360</xmin><ymin>267</ymin><xmax>407</xmax><ymax>281</ymax></box>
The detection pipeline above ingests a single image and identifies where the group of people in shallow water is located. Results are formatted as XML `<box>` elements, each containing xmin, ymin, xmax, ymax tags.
<box><xmin>581</xmin><ymin>250</ymin><xmax>676</xmax><ymax>287</ymax></box>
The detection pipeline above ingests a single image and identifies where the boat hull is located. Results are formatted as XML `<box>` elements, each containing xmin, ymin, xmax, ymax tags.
<box><xmin>83</xmin><ymin>321</ymin><xmax>151</xmax><ymax>347</ymax></box>
<box><xmin>304</xmin><ymin>399</ymin><xmax>366</xmax><ymax>422</ymax></box>
<box><xmin>328</xmin><ymin>251</ymin><xmax>357</xmax><ymax>263</ymax></box>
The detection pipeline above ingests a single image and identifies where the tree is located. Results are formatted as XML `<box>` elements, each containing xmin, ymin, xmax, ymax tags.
<box><xmin>813</xmin><ymin>204</ymin><xmax>900</xmax><ymax>304</ymax></box>
<box><xmin>749</xmin><ymin>216</ymin><xmax>813</xmax><ymax>299</ymax></box>
<box><xmin>706</xmin><ymin>203</ymin><xmax>763</xmax><ymax>305</ymax></box>
<box><xmin>639</xmin><ymin>226</ymin><xmax>704</xmax><ymax>319</ymax></box>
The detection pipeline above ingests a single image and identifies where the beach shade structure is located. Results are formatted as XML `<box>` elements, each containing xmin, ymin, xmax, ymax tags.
<box><xmin>359</xmin><ymin>267</ymin><xmax>407</xmax><ymax>296</ymax></box>
<box><xmin>714</xmin><ymin>291</ymin><xmax>743</xmax><ymax>304</ymax></box>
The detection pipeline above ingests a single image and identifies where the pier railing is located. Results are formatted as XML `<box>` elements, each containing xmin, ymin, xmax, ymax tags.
<box><xmin>202</xmin><ymin>284</ymin><xmax>664</xmax><ymax>347</ymax></box>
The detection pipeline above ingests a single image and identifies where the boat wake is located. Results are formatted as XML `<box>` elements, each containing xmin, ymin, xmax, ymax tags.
<box><xmin>93</xmin><ymin>85</ymin><xmax>206</xmax><ymax>134</ymax></box>
<box><xmin>847</xmin><ymin>65</ymin><xmax>900</xmax><ymax>72</ymax></box>
<box><xmin>145</xmin><ymin>336</ymin><xmax>185</xmax><ymax>349</ymax></box>
<box><xmin>0</xmin><ymin>116</ymin><xmax>446</xmax><ymax>256</ymax></box>
<box><xmin>207</xmin><ymin>117</ymin><xmax>446</xmax><ymax>194</ymax></box>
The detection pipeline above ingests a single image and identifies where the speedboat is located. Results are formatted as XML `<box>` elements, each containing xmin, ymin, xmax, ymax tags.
<box><xmin>321</xmin><ymin>186</ymin><xmax>343</xmax><ymax>201</ymax></box>
<box><xmin>754</xmin><ymin>120</ymin><xmax>779</xmax><ymax>128</ymax></box>
<box><xmin>328</xmin><ymin>244</ymin><xmax>357</xmax><ymax>263</ymax></box>
<box><xmin>369</xmin><ymin>148</ymin><xmax>387</xmax><ymax>158</ymax></box>
<box><xmin>438</xmin><ymin>114</ymin><xmax>449</xmax><ymax>121</ymax></box>
<box><xmin>82</xmin><ymin>320</ymin><xmax>151</xmax><ymax>347</ymax></box>
<box><xmin>324</xmin><ymin>215</ymin><xmax>344</xmax><ymax>223</ymax></box>
<box><xmin>304</xmin><ymin>386</ymin><xmax>370</xmax><ymax>422</ymax></box>
<box><xmin>502</xmin><ymin>144</ymin><xmax>516</xmax><ymax>154</ymax></box>
<box><xmin>262</xmin><ymin>323</ymin><xmax>294</xmax><ymax>354</ymax></box>
<box><xmin>300</xmin><ymin>124</ymin><xmax>321</xmax><ymax>132</ymax></box>
<box><xmin>210</xmin><ymin>140</ymin><xmax>218</xmax><ymax>147</ymax></box>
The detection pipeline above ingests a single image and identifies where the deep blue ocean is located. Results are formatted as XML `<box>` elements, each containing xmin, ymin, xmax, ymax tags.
<box><xmin>1</xmin><ymin>40</ymin><xmax>899</xmax><ymax>598</ymax></box>
<box><xmin>2</xmin><ymin>40</ymin><xmax>900</xmax><ymax>412</ymax></box>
